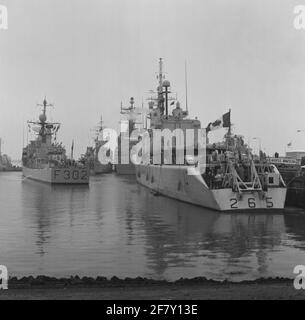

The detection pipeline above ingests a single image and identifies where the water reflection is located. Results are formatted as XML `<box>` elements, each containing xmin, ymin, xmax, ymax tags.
<box><xmin>132</xmin><ymin>191</ymin><xmax>285</xmax><ymax>279</ymax></box>
<box><xmin>284</xmin><ymin>213</ymin><xmax>305</xmax><ymax>248</ymax></box>
<box><xmin>22</xmin><ymin>179</ymin><xmax>90</xmax><ymax>255</ymax></box>
<box><xmin>0</xmin><ymin>172</ymin><xmax>304</xmax><ymax>280</ymax></box>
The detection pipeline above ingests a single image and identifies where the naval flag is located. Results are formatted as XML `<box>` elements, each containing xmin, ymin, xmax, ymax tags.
<box><xmin>206</xmin><ymin>110</ymin><xmax>231</xmax><ymax>132</ymax></box>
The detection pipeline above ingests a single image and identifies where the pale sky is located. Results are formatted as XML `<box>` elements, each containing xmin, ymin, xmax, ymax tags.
<box><xmin>1</xmin><ymin>0</ymin><xmax>305</xmax><ymax>159</ymax></box>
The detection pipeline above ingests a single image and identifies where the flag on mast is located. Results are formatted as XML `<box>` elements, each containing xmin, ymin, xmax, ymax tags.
<box><xmin>71</xmin><ymin>140</ymin><xmax>74</xmax><ymax>160</ymax></box>
<box><xmin>206</xmin><ymin>110</ymin><xmax>231</xmax><ymax>132</ymax></box>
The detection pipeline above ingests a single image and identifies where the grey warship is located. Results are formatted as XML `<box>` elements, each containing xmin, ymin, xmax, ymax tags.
<box><xmin>22</xmin><ymin>99</ymin><xmax>89</xmax><ymax>184</ymax></box>
<box><xmin>135</xmin><ymin>59</ymin><xmax>287</xmax><ymax>212</ymax></box>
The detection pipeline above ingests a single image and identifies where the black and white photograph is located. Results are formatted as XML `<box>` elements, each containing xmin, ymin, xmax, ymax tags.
<box><xmin>0</xmin><ymin>0</ymin><xmax>305</xmax><ymax>306</ymax></box>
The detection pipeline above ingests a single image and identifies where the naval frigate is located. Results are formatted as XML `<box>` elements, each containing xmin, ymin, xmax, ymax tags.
<box><xmin>135</xmin><ymin>59</ymin><xmax>287</xmax><ymax>212</ymax></box>
<box><xmin>22</xmin><ymin>98</ymin><xmax>89</xmax><ymax>184</ymax></box>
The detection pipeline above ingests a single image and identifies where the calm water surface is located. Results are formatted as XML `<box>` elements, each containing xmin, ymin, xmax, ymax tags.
<box><xmin>0</xmin><ymin>171</ymin><xmax>305</xmax><ymax>281</ymax></box>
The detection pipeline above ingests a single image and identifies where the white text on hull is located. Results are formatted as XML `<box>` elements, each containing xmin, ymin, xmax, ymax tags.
<box><xmin>23</xmin><ymin>167</ymin><xmax>89</xmax><ymax>184</ymax></box>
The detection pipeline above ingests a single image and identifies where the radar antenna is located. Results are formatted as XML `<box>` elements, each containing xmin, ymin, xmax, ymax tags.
<box><xmin>37</xmin><ymin>98</ymin><xmax>54</xmax><ymax>123</ymax></box>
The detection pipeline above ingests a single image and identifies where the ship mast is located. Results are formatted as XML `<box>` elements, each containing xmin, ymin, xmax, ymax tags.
<box><xmin>94</xmin><ymin>115</ymin><xmax>104</xmax><ymax>151</ymax></box>
<box><xmin>157</xmin><ymin>58</ymin><xmax>165</xmax><ymax>114</ymax></box>
<box><xmin>228</xmin><ymin>108</ymin><xmax>232</xmax><ymax>136</ymax></box>
<box><xmin>185</xmin><ymin>60</ymin><xmax>189</xmax><ymax>115</ymax></box>
<box><xmin>27</xmin><ymin>98</ymin><xmax>60</xmax><ymax>143</ymax></box>
<box><xmin>38</xmin><ymin>98</ymin><xmax>53</xmax><ymax>141</ymax></box>
<box><xmin>99</xmin><ymin>115</ymin><xmax>104</xmax><ymax>131</ymax></box>
<box><xmin>158</xmin><ymin>58</ymin><xmax>163</xmax><ymax>91</ymax></box>
<box><xmin>38</xmin><ymin>98</ymin><xmax>53</xmax><ymax>123</ymax></box>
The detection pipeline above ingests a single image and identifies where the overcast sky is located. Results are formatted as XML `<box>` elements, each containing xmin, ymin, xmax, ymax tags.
<box><xmin>1</xmin><ymin>0</ymin><xmax>305</xmax><ymax>159</ymax></box>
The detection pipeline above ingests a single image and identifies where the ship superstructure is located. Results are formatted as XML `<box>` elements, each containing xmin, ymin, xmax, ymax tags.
<box><xmin>0</xmin><ymin>138</ymin><xmax>17</xmax><ymax>171</ymax></box>
<box><xmin>82</xmin><ymin>116</ymin><xmax>112</xmax><ymax>175</ymax></box>
<box><xmin>266</xmin><ymin>155</ymin><xmax>305</xmax><ymax>209</ymax></box>
<box><xmin>115</xmin><ymin>97</ymin><xmax>144</xmax><ymax>175</ymax></box>
<box><xmin>135</xmin><ymin>59</ymin><xmax>287</xmax><ymax>211</ymax></box>
<box><xmin>22</xmin><ymin>99</ymin><xmax>89</xmax><ymax>184</ymax></box>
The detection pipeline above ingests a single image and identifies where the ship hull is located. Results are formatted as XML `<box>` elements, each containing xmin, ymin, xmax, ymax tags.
<box><xmin>22</xmin><ymin>166</ymin><xmax>89</xmax><ymax>184</ymax></box>
<box><xmin>285</xmin><ymin>176</ymin><xmax>305</xmax><ymax>209</ymax></box>
<box><xmin>115</xmin><ymin>164</ymin><xmax>135</xmax><ymax>175</ymax></box>
<box><xmin>135</xmin><ymin>164</ymin><xmax>286</xmax><ymax>212</ymax></box>
<box><xmin>91</xmin><ymin>162</ymin><xmax>112</xmax><ymax>175</ymax></box>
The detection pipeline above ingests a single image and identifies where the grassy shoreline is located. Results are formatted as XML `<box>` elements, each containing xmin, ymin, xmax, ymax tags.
<box><xmin>0</xmin><ymin>276</ymin><xmax>304</xmax><ymax>300</ymax></box>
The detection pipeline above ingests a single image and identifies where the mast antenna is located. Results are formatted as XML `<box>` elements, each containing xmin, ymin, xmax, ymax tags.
<box><xmin>158</xmin><ymin>58</ymin><xmax>165</xmax><ymax>113</ymax></box>
<box><xmin>228</xmin><ymin>108</ymin><xmax>232</xmax><ymax>136</ymax></box>
<box><xmin>37</xmin><ymin>97</ymin><xmax>53</xmax><ymax>120</ymax></box>
<box><xmin>185</xmin><ymin>60</ymin><xmax>189</xmax><ymax>114</ymax></box>
<box><xmin>159</xmin><ymin>58</ymin><xmax>163</xmax><ymax>90</ymax></box>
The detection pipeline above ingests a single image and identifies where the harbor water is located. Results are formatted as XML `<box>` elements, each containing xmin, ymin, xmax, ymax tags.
<box><xmin>0</xmin><ymin>171</ymin><xmax>304</xmax><ymax>281</ymax></box>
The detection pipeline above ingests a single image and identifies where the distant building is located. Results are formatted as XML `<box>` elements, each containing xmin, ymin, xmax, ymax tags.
<box><xmin>286</xmin><ymin>150</ymin><xmax>305</xmax><ymax>160</ymax></box>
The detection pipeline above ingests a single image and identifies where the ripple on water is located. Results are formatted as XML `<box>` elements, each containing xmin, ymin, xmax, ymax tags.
<box><xmin>0</xmin><ymin>172</ymin><xmax>305</xmax><ymax>280</ymax></box>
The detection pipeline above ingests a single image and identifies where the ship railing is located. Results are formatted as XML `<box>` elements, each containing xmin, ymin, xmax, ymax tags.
<box><xmin>228</xmin><ymin>160</ymin><xmax>263</xmax><ymax>194</ymax></box>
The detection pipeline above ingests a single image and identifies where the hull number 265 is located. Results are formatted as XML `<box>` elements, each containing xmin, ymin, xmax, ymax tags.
<box><xmin>230</xmin><ymin>197</ymin><xmax>273</xmax><ymax>209</ymax></box>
